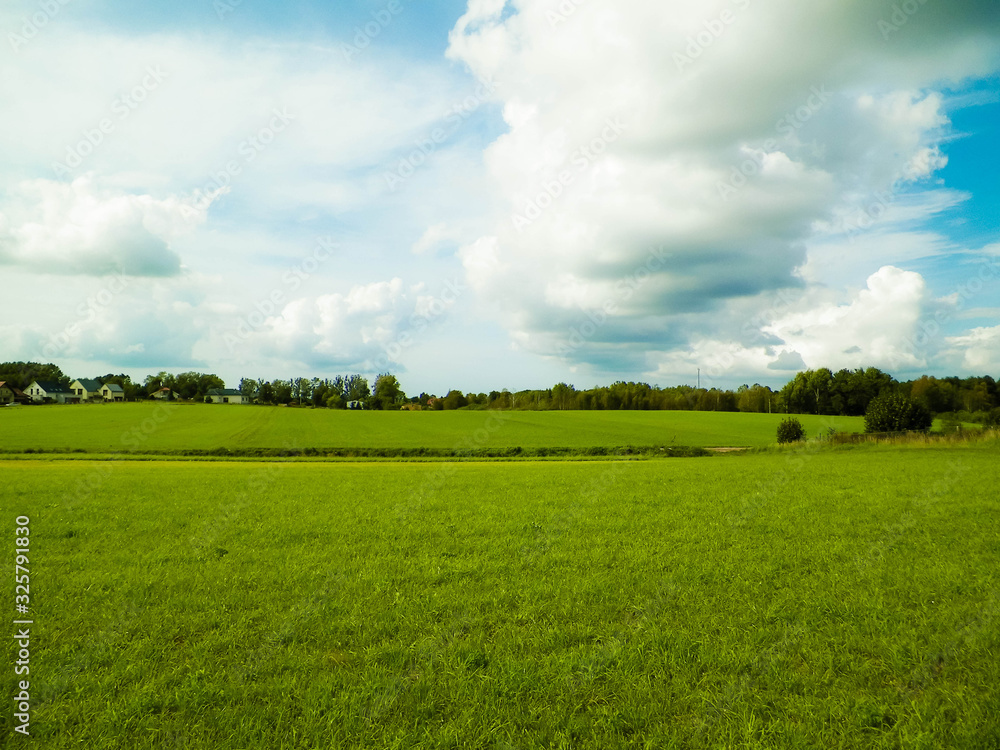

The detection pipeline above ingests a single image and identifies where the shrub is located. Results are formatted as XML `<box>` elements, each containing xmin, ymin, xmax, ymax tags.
<box><xmin>777</xmin><ymin>417</ymin><xmax>805</xmax><ymax>444</ymax></box>
<box><xmin>984</xmin><ymin>408</ymin><xmax>1000</xmax><ymax>428</ymax></box>
<box><xmin>864</xmin><ymin>392</ymin><xmax>932</xmax><ymax>434</ymax></box>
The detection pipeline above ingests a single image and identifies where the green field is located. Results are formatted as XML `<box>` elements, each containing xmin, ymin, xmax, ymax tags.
<box><xmin>0</xmin><ymin>403</ymin><xmax>865</xmax><ymax>453</ymax></box>
<box><xmin>3</xmin><ymin>441</ymin><xmax>999</xmax><ymax>748</ymax></box>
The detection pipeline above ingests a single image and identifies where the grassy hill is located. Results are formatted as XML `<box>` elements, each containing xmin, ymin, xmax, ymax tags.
<box><xmin>0</xmin><ymin>403</ymin><xmax>866</xmax><ymax>453</ymax></box>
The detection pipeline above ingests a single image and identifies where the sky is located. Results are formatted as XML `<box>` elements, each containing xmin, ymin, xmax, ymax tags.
<box><xmin>1</xmin><ymin>0</ymin><xmax>999</xmax><ymax>396</ymax></box>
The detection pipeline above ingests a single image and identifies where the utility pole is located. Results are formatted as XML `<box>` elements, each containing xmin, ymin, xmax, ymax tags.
<box><xmin>697</xmin><ymin>368</ymin><xmax>700</xmax><ymax>389</ymax></box>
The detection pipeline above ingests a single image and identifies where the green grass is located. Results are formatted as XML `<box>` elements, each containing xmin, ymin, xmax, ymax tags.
<box><xmin>3</xmin><ymin>441</ymin><xmax>999</xmax><ymax>748</ymax></box>
<box><xmin>0</xmin><ymin>403</ymin><xmax>865</xmax><ymax>453</ymax></box>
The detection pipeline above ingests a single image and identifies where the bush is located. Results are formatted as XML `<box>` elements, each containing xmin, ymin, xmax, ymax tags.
<box><xmin>777</xmin><ymin>417</ymin><xmax>805</xmax><ymax>444</ymax></box>
<box><xmin>864</xmin><ymin>392</ymin><xmax>932</xmax><ymax>433</ymax></box>
<box><xmin>984</xmin><ymin>408</ymin><xmax>1000</xmax><ymax>428</ymax></box>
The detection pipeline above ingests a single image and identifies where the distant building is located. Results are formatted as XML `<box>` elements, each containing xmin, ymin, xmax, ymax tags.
<box><xmin>25</xmin><ymin>380</ymin><xmax>74</xmax><ymax>404</ymax></box>
<box><xmin>151</xmin><ymin>387</ymin><xmax>180</xmax><ymax>401</ymax></box>
<box><xmin>70</xmin><ymin>379</ymin><xmax>104</xmax><ymax>403</ymax></box>
<box><xmin>346</xmin><ymin>400</ymin><xmax>364</xmax><ymax>410</ymax></box>
<box><xmin>100</xmin><ymin>383</ymin><xmax>125</xmax><ymax>402</ymax></box>
<box><xmin>0</xmin><ymin>382</ymin><xmax>27</xmax><ymax>405</ymax></box>
<box><xmin>206</xmin><ymin>388</ymin><xmax>246</xmax><ymax>404</ymax></box>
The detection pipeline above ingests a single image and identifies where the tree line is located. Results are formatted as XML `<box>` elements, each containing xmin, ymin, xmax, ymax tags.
<box><xmin>2</xmin><ymin>361</ymin><xmax>996</xmax><ymax>421</ymax></box>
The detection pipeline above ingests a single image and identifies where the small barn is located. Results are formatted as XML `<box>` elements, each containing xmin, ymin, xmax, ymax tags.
<box><xmin>206</xmin><ymin>388</ymin><xmax>246</xmax><ymax>404</ymax></box>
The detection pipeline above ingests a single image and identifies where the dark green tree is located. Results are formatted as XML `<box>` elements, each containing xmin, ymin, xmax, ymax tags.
<box><xmin>371</xmin><ymin>373</ymin><xmax>405</xmax><ymax>410</ymax></box>
<box><xmin>777</xmin><ymin>417</ymin><xmax>805</xmax><ymax>443</ymax></box>
<box><xmin>864</xmin><ymin>392</ymin><xmax>932</xmax><ymax>433</ymax></box>
<box><xmin>443</xmin><ymin>390</ymin><xmax>468</xmax><ymax>410</ymax></box>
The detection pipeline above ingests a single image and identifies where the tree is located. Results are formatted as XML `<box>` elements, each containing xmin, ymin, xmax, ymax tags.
<box><xmin>777</xmin><ymin>417</ymin><xmax>805</xmax><ymax>444</ymax></box>
<box><xmin>344</xmin><ymin>375</ymin><xmax>370</xmax><ymax>403</ymax></box>
<box><xmin>864</xmin><ymin>393</ymin><xmax>932</xmax><ymax>434</ymax></box>
<box><xmin>443</xmin><ymin>390</ymin><xmax>468</xmax><ymax>410</ymax></box>
<box><xmin>371</xmin><ymin>373</ymin><xmax>405</xmax><ymax>410</ymax></box>
<box><xmin>551</xmin><ymin>382</ymin><xmax>575</xmax><ymax>410</ymax></box>
<box><xmin>272</xmin><ymin>380</ymin><xmax>293</xmax><ymax>404</ymax></box>
<box><xmin>0</xmin><ymin>362</ymin><xmax>69</xmax><ymax>390</ymax></box>
<box><xmin>257</xmin><ymin>380</ymin><xmax>275</xmax><ymax>404</ymax></box>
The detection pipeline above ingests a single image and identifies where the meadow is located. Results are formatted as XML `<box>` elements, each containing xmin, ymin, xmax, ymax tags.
<box><xmin>0</xmin><ymin>403</ymin><xmax>865</xmax><ymax>454</ymax></box>
<box><xmin>2</xmin><ymin>440</ymin><xmax>999</xmax><ymax>749</ymax></box>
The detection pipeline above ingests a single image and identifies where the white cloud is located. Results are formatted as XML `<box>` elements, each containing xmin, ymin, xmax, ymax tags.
<box><xmin>224</xmin><ymin>278</ymin><xmax>460</xmax><ymax>372</ymax></box>
<box><xmin>0</xmin><ymin>177</ymin><xmax>210</xmax><ymax>276</ymax></box>
<box><xmin>944</xmin><ymin>326</ymin><xmax>1000</xmax><ymax>372</ymax></box>
<box><xmin>764</xmin><ymin>266</ymin><xmax>929</xmax><ymax>371</ymax></box>
<box><xmin>444</xmin><ymin>0</ymin><xmax>1000</xmax><ymax>375</ymax></box>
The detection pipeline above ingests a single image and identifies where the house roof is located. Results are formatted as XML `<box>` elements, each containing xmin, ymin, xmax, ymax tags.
<box><xmin>74</xmin><ymin>379</ymin><xmax>103</xmax><ymax>391</ymax></box>
<box><xmin>207</xmin><ymin>388</ymin><xmax>242</xmax><ymax>397</ymax></box>
<box><xmin>102</xmin><ymin>383</ymin><xmax>124</xmax><ymax>392</ymax></box>
<box><xmin>31</xmin><ymin>380</ymin><xmax>72</xmax><ymax>394</ymax></box>
<box><xmin>0</xmin><ymin>382</ymin><xmax>26</xmax><ymax>396</ymax></box>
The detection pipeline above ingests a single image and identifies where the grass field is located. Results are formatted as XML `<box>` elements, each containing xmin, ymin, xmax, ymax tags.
<box><xmin>0</xmin><ymin>403</ymin><xmax>866</xmax><ymax>453</ymax></box>
<box><xmin>3</xmin><ymin>441</ymin><xmax>999</xmax><ymax>748</ymax></box>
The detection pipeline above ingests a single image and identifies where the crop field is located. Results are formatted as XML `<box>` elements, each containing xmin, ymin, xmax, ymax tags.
<box><xmin>2</xmin><ymin>441</ymin><xmax>999</xmax><ymax>749</ymax></box>
<box><xmin>0</xmin><ymin>403</ymin><xmax>866</xmax><ymax>454</ymax></box>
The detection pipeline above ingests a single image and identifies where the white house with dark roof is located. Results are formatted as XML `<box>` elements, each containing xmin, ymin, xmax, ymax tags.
<box><xmin>70</xmin><ymin>379</ymin><xmax>104</xmax><ymax>402</ymax></box>
<box><xmin>100</xmin><ymin>383</ymin><xmax>125</xmax><ymax>402</ymax></box>
<box><xmin>25</xmin><ymin>380</ymin><xmax>74</xmax><ymax>403</ymax></box>
<box><xmin>206</xmin><ymin>388</ymin><xmax>246</xmax><ymax>404</ymax></box>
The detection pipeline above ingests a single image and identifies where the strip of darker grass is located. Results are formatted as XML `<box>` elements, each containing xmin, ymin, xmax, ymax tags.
<box><xmin>0</xmin><ymin>444</ymin><xmax>712</xmax><ymax>459</ymax></box>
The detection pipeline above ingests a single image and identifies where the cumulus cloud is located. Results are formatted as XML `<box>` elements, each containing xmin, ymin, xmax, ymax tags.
<box><xmin>224</xmin><ymin>277</ymin><xmax>461</xmax><ymax>372</ymax></box>
<box><xmin>944</xmin><ymin>326</ymin><xmax>1000</xmax><ymax>372</ymax></box>
<box><xmin>4</xmin><ymin>272</ymin><xmax>216</xmax><ymax>368</ymax></box>
<box><xmin>443</xmin><ymin>0</ymin><xmax>1000</xmax><ymax>376</ymax></box>
<box><xmin>0</xmin><ymin>177</ymin><xmax>209</xmax><ymax>276</ymax></box>
<box><xmin>764</xmin><ymin>266</ymin><xmax>930</xmax><ymax>371</ymax></box>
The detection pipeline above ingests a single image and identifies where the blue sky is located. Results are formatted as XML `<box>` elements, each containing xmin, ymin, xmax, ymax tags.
<box><xmin>1</xmin><ymin>0</ymin><xmax>999</xmax><ymax>395</ymax></box>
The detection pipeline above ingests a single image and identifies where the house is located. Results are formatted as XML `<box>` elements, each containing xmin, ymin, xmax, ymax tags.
<box><xmin>346</xmin><ymin>400</ymin><xmax>364</xmax><ymax>410</ymax></box>
<box><xmin>151</xmin><ymin>387</ymin><xmax>180</xmax><ymax>401</ymax></box>
<box><xmin>25</xmin><ymin>380</ymin><xmax>74</xmax><ymax>404</ymax></box>
<box><xmin>100</xmin><ymin>383</ymin><xmax>125</xmax><ymax>402</ymax></box>
<box><xmin>0</xmin><ymin>382</ymin><xmax>28</xmax><ymax>405</ymax></box>
<box><xmin>206</xmin><ymin>388</ymin><xmax>246</xmax><ymax>404</ymax></box>
<box><xmin>70</xmin><ymin>379</ymin><xmax>104</xmax><ymax>403</ymax></box>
